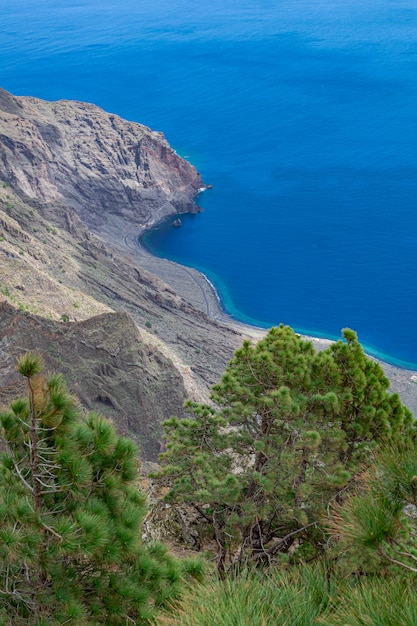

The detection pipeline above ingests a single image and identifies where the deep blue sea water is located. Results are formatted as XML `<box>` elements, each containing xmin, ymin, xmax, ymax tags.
<box><xmin>1</xmin><ymin>0</ymin><xmax>417</xmax><ymax>367</ymax></box>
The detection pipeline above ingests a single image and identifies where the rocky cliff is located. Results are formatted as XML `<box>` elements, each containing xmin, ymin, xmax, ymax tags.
<box><xmin>0</xmin><ymin>87</ymin><xmax>202</xmax><ymax>233</ymax></box>
<box><xmin>0</xmin><ymin>302</ymin><xmax>187</xmax><ymax>460</ymax></box>
<box><xmin>0</xmin><ymin>89</ymin><xmax>246</xmax><ymax>459</ymax></box>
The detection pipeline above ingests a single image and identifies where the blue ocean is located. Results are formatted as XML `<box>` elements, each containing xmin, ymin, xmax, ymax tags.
<box><xmin>1</xmin><ymin>0</ymin><xmax>417</xmax><ymax>367</ymax></box>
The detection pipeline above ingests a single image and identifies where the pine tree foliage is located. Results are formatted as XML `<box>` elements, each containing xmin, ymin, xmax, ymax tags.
<box><xmin>0</xmin><ymin>353</ymin><xmax>183</xmax><ymax>625</ymax></box>
<box><xmin>330</xmin><ymin>439</ymin><xmax>417</xmax><ymax>574</ymax></box>
<box><xmin>157</xmin><ymin>326</ymin><xmax>414</xmax><ymax>570</ymax></box>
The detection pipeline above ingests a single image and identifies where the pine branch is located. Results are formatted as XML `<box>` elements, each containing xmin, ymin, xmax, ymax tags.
<box><xmin>389</xmin><ymin>538</ymin><xmax>417</xmax><ymax>564</ymax></box>
<box><xmin>248</xmin><ymin>520</ymin><xmax>319</xmax><ymax>562</ymax></box>
<box><xmin>10</xmin><ymin>454</ymin><xmax>34</xmax><ymax>493</ymax></box>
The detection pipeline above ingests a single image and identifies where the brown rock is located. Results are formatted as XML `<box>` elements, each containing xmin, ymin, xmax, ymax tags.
<box><xmin>0</xmin><ymin>301</ymin><xmax>187</xmax><ymax>460</ymax></box>
<box><xmin>0</xmin><ymin>88</ymin><xmax>203</xmax><ymax>232</ymax></box>
<box><xmin>0</xmin><ymin>90</ymin><xmax>249</xmax><ymax>457</ymax></box>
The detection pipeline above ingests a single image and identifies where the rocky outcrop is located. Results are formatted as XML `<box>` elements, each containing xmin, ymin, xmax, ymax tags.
<box><xmin>0</xmin><ymin>301</ymin><xmax>187</xmax><ymax>460</ymax></box>
<box><xmin>0</xmin><ymin>88</ymin><xmax>203</xmax><ymax>232</ymax></box>
<box><xmin>0</xmin><ymin>184</ymin><xmax>243</xmax><ymax>395</ymax></box>
<box><xmin>0</xmin><ymin>89</ymin><xmax>249</xmax><ymax>452</ymax></box>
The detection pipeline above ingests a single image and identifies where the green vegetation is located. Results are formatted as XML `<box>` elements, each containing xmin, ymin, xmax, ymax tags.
<box><xmin>161</xmin><ymin>565</ymin><xmax>332</xmax><ymax>625</ymax></box>
<box><xmin>330</xmin><ymin>439</ymin><xmax>417</xmax><ymax>574</ymax></box>
<box><xmin>0</xmin><ymin>282</ymin><xmax>10</xmax><ymax>297</ymax></box>
<box><xmin>157</xmin><ymin>325</ymin><xmax>414</xmax><ymax>572</ymax></box>
<box><xmin>0</xmin><ymin>354</ymin><xmax>192</xmax><ymax>625</ymax></box>
<box><xmin>161</xmin><ymin>566</ymin><xmax>416</xmax><ymax>625</ymax></box>
<box><xmin>1</xmin><ymin>329</ymin><xmax>416</xmax><ymax>624</ymax></box>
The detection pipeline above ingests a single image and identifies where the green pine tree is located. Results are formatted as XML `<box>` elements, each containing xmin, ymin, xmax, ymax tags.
<box><xmin>157</xmin><ymin>326</ymin><xmax>415</xmax><ymax>571</ymax></box>
<box><xmin>0</xmin><ymin>353</ymin><xmax>184</xmax><ymax>625</ymax></box>
<box><xmin>329</xmin><ymin>439</ymin><xmax>417</xmax><ymax>575</ymax></box>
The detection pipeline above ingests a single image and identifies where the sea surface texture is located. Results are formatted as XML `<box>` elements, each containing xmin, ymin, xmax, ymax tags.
<box><xmin>1</xmin><ymin>0</ymin><xmax>417</xmax><ymax>367</ymax></box>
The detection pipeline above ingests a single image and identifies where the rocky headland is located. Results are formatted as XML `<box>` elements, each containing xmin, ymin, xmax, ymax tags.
<box><xmin>0</xmin><ymin>87</ymin><xmax>202</xmax><ymax>231</ymax></box>
<box><xmin>0</xmin><ymin>88</ymin><xmax>250</xmax><ymax>459</ymax></box>
<box><xmin>1</xmin><ymin>87</ymin><xmax>417</xmax><ymax>461</ymax></box>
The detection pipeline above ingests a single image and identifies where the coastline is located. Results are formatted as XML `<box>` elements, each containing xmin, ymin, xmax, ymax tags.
<box><xmin>123</xmin><ymin>222</ymin><xmax>243</xmax><ymax>327</ymax></box>
<box><xmin>118</xmin><ymin>220</ymin><xmax>417</xmax><ymax>417</ymax></box>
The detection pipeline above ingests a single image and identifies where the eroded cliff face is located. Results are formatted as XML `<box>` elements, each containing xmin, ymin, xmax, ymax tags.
<box><xmin>0</xmin><ymin>89</ymin><xmax>246</xmax><ymax>457</ymax></box>
<box><xmin>0</xmin><ymin>88</ymin><xmax>203</xmax><ymax>232</ymax></box>
<box><xmin>0</xmin><ymin>302</ymin><xmax>187</xmax><ymax>460</ymax></box>
<box><xmin>0</xmin><ymin>183</ymin><xmax>242</xmax><ymax>394</ymax></box>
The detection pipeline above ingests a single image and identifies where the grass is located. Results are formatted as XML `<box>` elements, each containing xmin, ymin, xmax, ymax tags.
<box><xmin>159</xmin><ymin>566</ymin><xmax>332</xmax><ymax>626</ymax></box>
<box><xmin>157</xmin><ymin>566</ymin><xmax>417</xmax><ymax>626</ymax></box>
<box><xmin>320</xmin><ymin>576</ymin><xmax>417</xmax><ymax>626</ymax></box>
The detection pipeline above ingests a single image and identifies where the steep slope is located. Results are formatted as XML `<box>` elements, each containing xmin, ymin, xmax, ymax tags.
<box><xmin>0</xmin><ymin>182</ymin><xmax>243</xmax><ymax>393</ymax></box>
<box><xmin>0</xmin><ymin>301</ymin><xmax>187</xmax><ymax>460</ymax></box>
<box><xmin>0</xmin><ymin>87</ymin><xmax>202</xmax><ymax>232</ymax></box>
<box><xmin>0</xmin><ymin>89</ymin><xmax>247</xmax><ymax>452</ymax></box>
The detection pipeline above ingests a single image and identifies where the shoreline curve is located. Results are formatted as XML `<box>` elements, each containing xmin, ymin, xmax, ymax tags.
<box><xmin>119</xmin><ymin>219</ymin><xmax>417</xmax><ymax>416</ymax></box>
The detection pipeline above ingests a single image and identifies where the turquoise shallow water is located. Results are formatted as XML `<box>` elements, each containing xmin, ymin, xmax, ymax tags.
<box><xmin>1</xmin><ymin>0</ymin><xmax>417</xmax><ymax>367</ymax></box>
